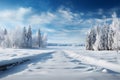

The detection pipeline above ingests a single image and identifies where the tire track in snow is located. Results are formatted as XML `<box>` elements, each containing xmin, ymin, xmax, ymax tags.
<box><xmin>26</xmin><ymin>50</ymin><xmax>98</xmax><ymax>72</ymax></box>
<box><xmin>27</xmin><ymin>50</ymin><xmax>79</xmax><ymax>70</ymax></box>
<box><xmin>63</xmin><ymin>52</ymin><xmax>103</xmax><ymax>72</ymax></box>
<box><xmin>64</xmin><ymin>50</ymin><xmax>120</xmax><ymax>73</ymax></box>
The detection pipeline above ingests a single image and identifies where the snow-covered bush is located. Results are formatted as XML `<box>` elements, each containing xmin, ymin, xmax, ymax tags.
<box><xmin>86</xmin><ymin>12</ymin><xmax>120</xmax><ymax>50</ymax></box>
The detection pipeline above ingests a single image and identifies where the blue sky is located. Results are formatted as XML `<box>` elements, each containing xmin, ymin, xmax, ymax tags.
<box><xmin>0</xmin><ymin>0</ymin><xmax>120</xmax><ymax>44</ymax></box>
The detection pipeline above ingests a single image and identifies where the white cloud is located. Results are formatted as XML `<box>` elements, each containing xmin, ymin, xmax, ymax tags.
<box><xmin>28</xmin><ymin>7</ymin><xmax>81</xmax><ymax>27</ymax></box>
<box><xmin>0</xmin><ymin>7</ymin><xmax>31</xmax><ymax>28</ymax></box>
<box><xmin>0</xmin><ymin>7</ymin><xmax>31</xmax><ymax>21</ymax></box>
<box><xmin>55</xmin><ymin>8</ymin><xmax>81</xmax><ymax>26</ymax></box>
<box><xmin>80</xmin><ymin>12</ymin><xmax>84</xmax><ymax>16</ymax></box>
<box><xmin>98</xmin><ymin>9</ymin><xmax>103</xmax><ymax>15</ymax></box>
<box><xmin>58</xmin><ymin>8</ymin><xmax>74</xmax><ymax>21</ymax></box>
<box><xmin>28</xmin><ymin>12</ymin><xmax>56</xmax><ymax>25</ymax></box>
<box><xmin>0</xmin><ymin>7</ymin><xmax>114</xmax><ymax>44</ymax></box>
<box><xmin>26</xmin><ymin>7</ymin><xmax>109</xmax><ymax>44</ymax></box>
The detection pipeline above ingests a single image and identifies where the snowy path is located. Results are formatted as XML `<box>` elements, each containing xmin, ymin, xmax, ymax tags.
<box><xmin>0</xmin><ymin>49</ymin><xmax>120</xmax><ymax>80</ymax></box>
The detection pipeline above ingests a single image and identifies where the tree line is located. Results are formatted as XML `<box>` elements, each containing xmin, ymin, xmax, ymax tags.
<box><xmin>86</xmin><ymin>12</ymin><xmax>120</xmax><ymax>50</ymax></box>
<box><xmin>0</xmin><ymin>26</ymin><xmax>47</xmax><ymax>48</ymax></box>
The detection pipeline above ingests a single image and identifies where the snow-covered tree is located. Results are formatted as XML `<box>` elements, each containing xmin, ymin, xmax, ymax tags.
<box><xmin>27</xmin><ymin>26</ymin><xmax>32</xmax><ymax>48</ymax></box>
<box><xmin>37</xmin><ymin>29</ymin><xmax>42</xmax><ymax>48</ymax></box>
<box><xmin>21</xmin><ymin>27</ymin><xmax>27</xmax><ymax>48</ymax></box>
<box><xmin>108</xmin><ymin>27</ymin><xmax>114</xmax><ymax>50</ymax></box>
<box><xmin>1</xmin><ymin>35</ymin><xmax>11</xmax><ymax>48</ymax></box>
<box><xmin>93</xmin><ymin>25</ymin><xmax>101</xmax><ymax>50</ymax></box>
<box><xmin>112</xmin><ymin>12</ymin><xmax>120</xmax><ymax>50</ymax></box>
<box><xmin>0</xmin><ymin>26</ymin><xmax>47</xmax><ymax>49</ymax></box>
<box><xmin>101</xmin><ymin>25</ymin><xmax>109</xmax><ymax>50</ymax></box>
<box><xmin>42</xmin><ymin>33</ymin><xmax>47</xmax><ymax>48</ymax></box>
<box><xmin>11</xmin><ymin>27</ymin><xmax>23</xmax><ymax>48</ymax></box>
<box><xmin>0</xmin><ymin>28</ymin><xmax>5</xmax><ymax>47</ymax></box>
<box><xmin>1</xmin><ymin>28</ymin><xmax>11</xmax><ymax>48</ymax></box>
<box><xmin>86</xmin><ymin>31</ymin><xmax>92</xmax><ymax>50</ymax></box>
<box><xmin>86</xmin><ymin>27</ymin><xmax>96</xmax><ymax>50</ymax></box>
<box><xmin>4</xmin><ymin>28</ymin><xmax>7</xmax><ymax>35</ymax></box>
<box><xmin>86</xmin><ymin>12</ymin><xmax>120</xmax><ymax>50</ymax></box>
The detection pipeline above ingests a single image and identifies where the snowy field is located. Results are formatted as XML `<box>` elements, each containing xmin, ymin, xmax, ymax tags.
<box><xmin>0</xmin><ymin>46</ymin><xmax>120</xmax><ymax>80</ymax></box>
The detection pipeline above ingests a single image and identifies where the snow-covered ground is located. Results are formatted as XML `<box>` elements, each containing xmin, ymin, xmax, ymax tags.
<box><xmin>0</xmin><ymin>48</ymin><xmax>55</xmax><ymax>67</ymax></box>
<box><xmin>0</xmin><ymin>46</ymin><xmax>120</xmax><ymax>80</ymax></box>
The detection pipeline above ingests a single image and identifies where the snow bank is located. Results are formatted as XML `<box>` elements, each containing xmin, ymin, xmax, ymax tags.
<box><xmin>64</xmin><ymin>50</ymin><xmax>120</xmax><ymax>73</ymax></box>
<box><xmin>0</xmin><ymin>48</ymin><xmax>55</xmax><ymax>70</ymax></box>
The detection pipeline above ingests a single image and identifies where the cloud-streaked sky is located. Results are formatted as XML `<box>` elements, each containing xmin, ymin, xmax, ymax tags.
<box><xmin>0</xmin><ymin>0</ymin><xmax>120</xmax><ymax>44</ymax></box>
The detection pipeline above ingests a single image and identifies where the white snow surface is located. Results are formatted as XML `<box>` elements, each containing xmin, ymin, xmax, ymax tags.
<box><xmin>0</xmin><ymin>46</ymin><xmax>120</xmax><ymax>80</ymax></box>
<box><xmin>64</xmin><ymin>50</ymin><xmax>120</xmax><ymax>73</ymax></box>
<box><xmin>0</xmin><ymin>48</ymin><xmax>55</xmax><ymax>66</ymax></box>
